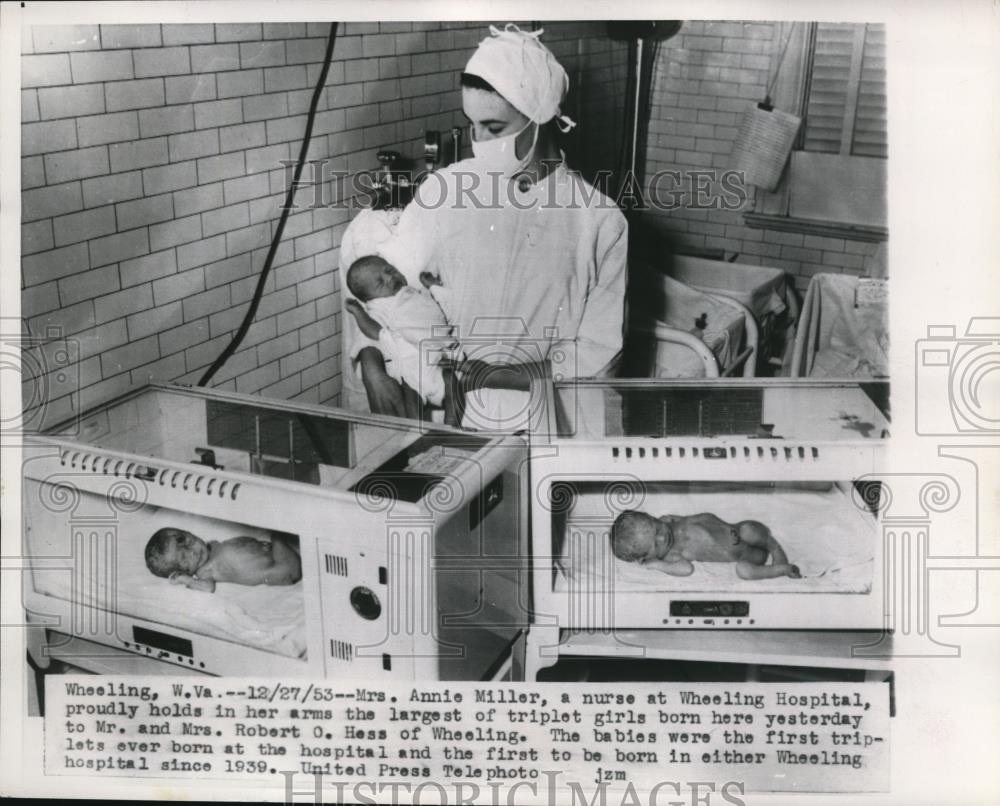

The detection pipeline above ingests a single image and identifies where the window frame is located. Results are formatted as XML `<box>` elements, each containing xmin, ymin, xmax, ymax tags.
<box><xmin>745</xmin><ymin>21</ymin><xmax>888</xmax><ymax>242</ymax></box>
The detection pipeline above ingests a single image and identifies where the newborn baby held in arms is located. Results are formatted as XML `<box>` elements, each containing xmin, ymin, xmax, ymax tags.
<box><xmin>345</xmin><ymin>255</ymin><xmax>457</xmax><ymax>413</ymax></box>
<box><xmin>611</xmin><ymin>510</ymin><xmax>800</xmax><ymax>580</ymax></box>
<box><xmin>145</xmin><ymin>528</ymin><xmax>302</xmax><ymax>592</ymax></box>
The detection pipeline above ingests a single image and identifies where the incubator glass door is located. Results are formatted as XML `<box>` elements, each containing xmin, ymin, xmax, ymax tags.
<box><xmin>552</xmin><ymin>380</ymin><xmax>889</xmax><ymax>441</ymax></box>
<box><xmin>57</xmin><ymin>385</ymin><xmax>488</xmax><ymax>493</ymax></box>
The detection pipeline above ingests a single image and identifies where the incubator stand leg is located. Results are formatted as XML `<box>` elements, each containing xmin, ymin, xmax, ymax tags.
<box><xmin>25</xmin><ymin>626</ymin><xmax>54</xmax><ymax>717</ymax></box>
<box><xmin>26</xmin><ymin>624</ymin><xmax>51</xmax><ymax>670</ymax></box>
<box><xmin>508</xmin><ymin>630</ymin><xmax>527</xmax><ymax>682</ymax></box>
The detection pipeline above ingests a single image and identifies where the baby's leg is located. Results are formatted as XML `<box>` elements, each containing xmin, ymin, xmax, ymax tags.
<box><xmin>735</xmin><ymin>521</ymin><xmax>800</xmax><ymax>579</ymax></box>
<box><xmin>736</xmin><ymin>560</ymin><xmax>800</xmax><ymax>580</ymax></box>
<box><xmin>268</xmin><ymin>539</ymin><xmax>302</xmax><ymax>585</ymax></box>
<box><xmin>734</xmin><ymin>521</ymin><xmax>773</xmax><ymax>550</ymax></box>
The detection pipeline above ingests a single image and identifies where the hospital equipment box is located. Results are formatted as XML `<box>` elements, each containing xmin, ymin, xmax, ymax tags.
<box><xmin>527</xmin><ymin>379</ymin><xmax>889</xmax><ymax>644</ymax></box>
<box><xmin>22</xmin><ymin>383</ymin><xmax>528</xmax><ymax>681</ymax></box>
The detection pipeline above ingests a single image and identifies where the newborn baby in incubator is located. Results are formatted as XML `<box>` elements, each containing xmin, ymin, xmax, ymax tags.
<box><xmin>145</xmin><ymin>528</ymin><xmax>302</xmax><ymax>593</ymax></box>
<box><xmin>345</xmin><ymin>255</ymin><xmax>456</xmax><ymax>407</ymax></box>
<box><xmin>611</xmin><ymin>510</ymin><xmax>801</xmax><ymax>580</ymax></box>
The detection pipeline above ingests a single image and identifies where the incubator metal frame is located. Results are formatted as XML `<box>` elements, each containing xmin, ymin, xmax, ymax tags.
<box><xmin>22</xmin><ymin>383</ymin><xmax>529</xmax><ymax>681</ymax></box>
<box><xmin>525</xmin><ymin>377</ymin><xmax>890</xmax><ymax>680</ymax></box>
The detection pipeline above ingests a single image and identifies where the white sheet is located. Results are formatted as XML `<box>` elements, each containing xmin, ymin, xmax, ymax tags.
<box><xmin>557</xmin><ymin>485</ymin><xmax>875</xmax><ymax>594</ymax></box>
<box><xmin>793</xmin><ymin>273</ymin><xmax>889</xmax><ymax>378</ymax></box>
<box><xmin>32</xmin><ymin>504</ymin><xmax>307</xmax><ymax>658</ymax></box>
<box><xmin>652</xmin><ymin>274</ymin><xmax>746</xmax><ymax>377</ymax></box>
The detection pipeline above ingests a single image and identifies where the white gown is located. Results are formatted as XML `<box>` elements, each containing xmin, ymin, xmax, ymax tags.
<box><xmin>339</xmin><ymin>159</ymin><xmax>628</xmax><ymax>429</ymax></box>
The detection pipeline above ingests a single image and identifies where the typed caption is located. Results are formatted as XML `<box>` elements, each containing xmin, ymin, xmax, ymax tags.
<box><xmin>47</xmin><ymin>679</ymin><xmax>889</xmax><ymax>796</ymax></box>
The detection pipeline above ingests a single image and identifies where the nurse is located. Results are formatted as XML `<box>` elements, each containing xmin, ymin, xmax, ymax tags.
<box><xmin>348</xmin><ymin>24</ymin><xmax>628</xmax><ymax>428</ymax></box>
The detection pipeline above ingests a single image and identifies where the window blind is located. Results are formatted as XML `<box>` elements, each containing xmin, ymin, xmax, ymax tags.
<box><xmin>852</xmin><ymin>24</ymin><xmax>888</xmax><ymax>158</ymax></box>
<box><xmin>801</xmin><ymin>22</ymin><xmax>887</xmax><ymax>159</ymax></box>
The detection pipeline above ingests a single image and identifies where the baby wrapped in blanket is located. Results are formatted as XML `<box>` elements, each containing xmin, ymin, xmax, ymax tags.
<box><xmin>345</xmin><ymin>255</ymin><xmax>458</xmax><ymax>409</ymax></box>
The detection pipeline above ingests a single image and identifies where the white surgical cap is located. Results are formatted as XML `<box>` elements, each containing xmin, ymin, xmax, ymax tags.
<box><xmin>464</xmin><ymin>24</ymin><xmax>576</xmax><ymax>132</ymax></box>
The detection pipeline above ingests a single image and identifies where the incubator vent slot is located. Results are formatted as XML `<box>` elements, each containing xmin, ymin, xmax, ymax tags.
<box><xmin>329</xmin><ymin>639</ymin><xmax>353</xmax><ymax>662</ymax></box>
<box><xmin>324</xmin><ymin>554</ymin><xmax>348</xmax><ymax>576</ymax></box>
<box><xmin>159</xmin><ymin>470</ymin><xmax>240</xmax><ymax>500</ymax></box>
<box><xmin>607</xmin><ymin>442</ymin><xmax>827</xmax><ymax>463</ymax></box>
<box><xmin>57</xmin><ymin>449</ymin><xmax>241</xmax><ymax>499</ymax></box>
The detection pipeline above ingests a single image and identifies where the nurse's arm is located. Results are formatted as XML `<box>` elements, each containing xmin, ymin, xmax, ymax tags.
<box><xmin>555</xmin><ymin>212</ymin><xmax>628</xmax><ymax>378</ymax></box>
<box><xmin>358</xmin><ymin>347</ymin><xmax>407</xmax><ymax>417</ymax></box>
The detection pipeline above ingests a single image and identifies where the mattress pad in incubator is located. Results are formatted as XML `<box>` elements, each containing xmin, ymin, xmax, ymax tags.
<box><xmin>557</xmin><ymin>483</ymin><xmax>875</xmax><ymax>595</ymax></box>
<box><xmin>23</xmin><ymin>382</ymin><xmax>529</xmax><ymax>679</ymax></box>
<box><xmin>28</xmin><ymin>504</ymin><xmax>307</xmax><ymax>658</ymax></box>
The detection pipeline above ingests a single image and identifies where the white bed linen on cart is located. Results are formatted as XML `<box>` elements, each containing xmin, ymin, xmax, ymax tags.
<box><xmin>652</xmin><ymin>274</ymin><xmax>746</xmax><ymax>377</ymax></box>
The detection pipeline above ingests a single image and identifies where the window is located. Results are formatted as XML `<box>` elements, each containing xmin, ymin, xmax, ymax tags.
<box><xmin>746</xmin><ymin>22</ymin><xmax>888</xmax><ymax>240</ymax></box>
<box><xmin>802</xmin><ymin>23</ymin><xmax>887</xmax><ymax>158</ymax></box>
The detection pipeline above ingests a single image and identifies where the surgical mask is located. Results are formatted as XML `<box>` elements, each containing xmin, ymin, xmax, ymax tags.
<box><xmin>471</xmin><ymin>119</ymin><xmax>538</xmax><ymax>177</ymax></box>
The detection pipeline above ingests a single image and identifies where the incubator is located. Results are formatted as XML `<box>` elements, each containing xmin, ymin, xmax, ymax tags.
<box><xmin>23</xmin><ymin>384</ymin><xmax>528</xmax><ymax>681</ymax></box>
<box><xmin>526</xmin><ymin>378</ymin><xmax>890</xmax><ymax>678</ymax></box>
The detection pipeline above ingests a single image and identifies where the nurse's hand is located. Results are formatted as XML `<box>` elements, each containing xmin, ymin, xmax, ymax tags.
<box><xmin>358</xmin><ymin>347</ymin><xmax>407</xmax><ymax>417</ymax></box>
<box><xmin>442</xmin><ymin>368</ymin><xmax>464</xmax><ymax>428</ymax></box>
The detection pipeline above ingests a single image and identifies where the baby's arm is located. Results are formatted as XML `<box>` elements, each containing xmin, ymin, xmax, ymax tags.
<box><xmin>169</xmin><ymin>571</ymin><xmax>216</xmax><ymax>593</ymax></box>
<box><xmin>642</xmin><ymin>557</ymin><xmax>695</xmax><ymax>576</ymax></box>
<box><xmin>266</xmin><ymin>538</ymin><xmax>302</xmax><ymax>585</ymax></box>
<box><xmin>345</xmin><ymin>299</ymin><xmax>383</xmax><ymax>340</ymax></box>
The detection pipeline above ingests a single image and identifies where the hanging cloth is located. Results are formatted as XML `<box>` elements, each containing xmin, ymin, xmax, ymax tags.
<box><xmin>728</xmin><ymin>23</ymin><xmax>802</xmax><ymax>191</ymax></box>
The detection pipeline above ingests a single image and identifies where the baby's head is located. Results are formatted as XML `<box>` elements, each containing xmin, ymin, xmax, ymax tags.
<box><xmin>347</xmin><ymin>255</ymin><xmax>407</xmax><ymax>302</ymax></box>
<box><xmin>610</xmin><ymin>510</ymin><xmax>672</xmax><ymax>562</ymax></box>
<box><xmin>145</xmin><ymin>528</ymin><xmax>210</xmax><ymax>578</ymax></box>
